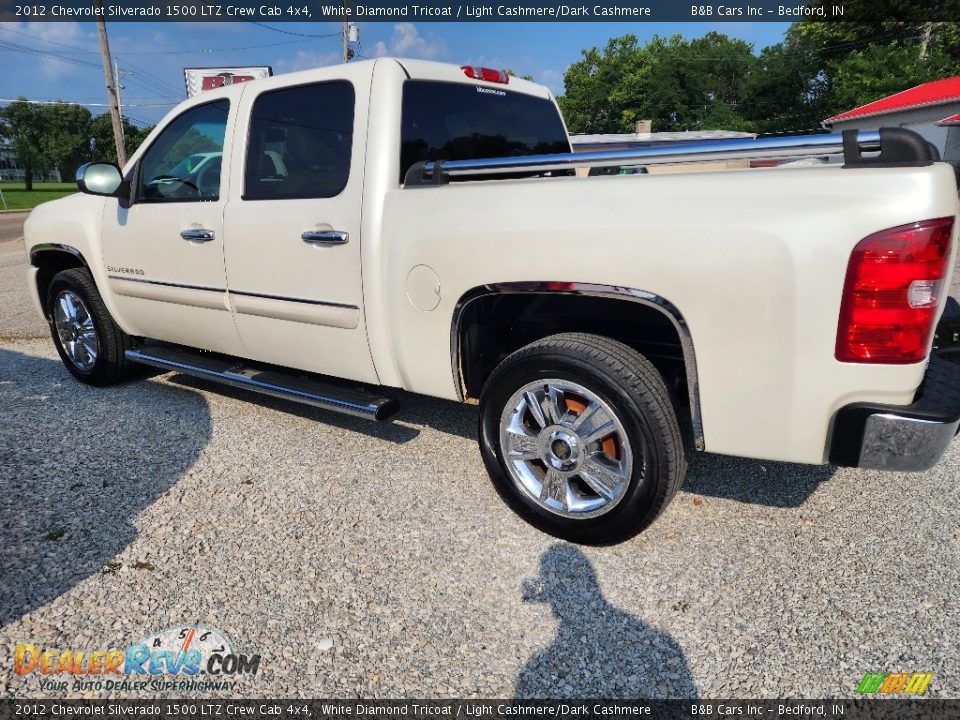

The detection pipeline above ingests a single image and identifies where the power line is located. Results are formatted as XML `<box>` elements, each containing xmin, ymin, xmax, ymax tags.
<box><xmin>122</xmin><ymin>115</ymin><xmax>155</xmax><ymax>128</ymax></box>
<box><xmin>109</xmin><ymin>37</ymin><xmax>315</xmax><ymax>54</ymax></box>
<box><xmin>118</xmin><ymin>71</ymin><xmax>183</xmax><ymax>101</ymax></box>
<box><xmin>113</xmin><ymin>57</ymin><xmax>188</xmax><ymax>99</ymax></box>
<box><xmin>0</xmin><ymin>27</ymin><xmax>320</xmax><ymax>55</ymax></box>
<box><xmin>0</xmin><ymin>39</ymin><xmax>103</xmax><ymax>70</ymax></box>
<box><xmin>0</xmin><ymin>27</ymin><xmax>184</xmax><ymax>101</ymax></box>
<box><xmin>0</xmin><ymin>26</ymin><xmax>97</xmax><ymax>53</ymax></box>
<box><xmin>573</xmin><ymin>26</ymin><xmax>928</xmax><ymax>65</ymax></box>
<box><xmin>0</xmin><ymin>38</ymin><xmax>186</xmax><ymax>103</ymax></box>
<box><xmin>0</xmin><ymin>97</ymin><xmax>176</xmax><ymax>107</ymax></box>
<box><xmin>249</xmin><ymin>21</ymin><xmax>341</xmax><ymax>38</ymax></box>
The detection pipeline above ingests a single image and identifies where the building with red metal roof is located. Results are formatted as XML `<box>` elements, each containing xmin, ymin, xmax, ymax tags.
<box><xmin>824</xmin><ymin>77</ymin><xmax>960</xmax><ymax>164</ymax></box>
<box><xmin>825</xmin><ymin>77</ymin><xmax>960</xmax><ymax>124</ymax></box>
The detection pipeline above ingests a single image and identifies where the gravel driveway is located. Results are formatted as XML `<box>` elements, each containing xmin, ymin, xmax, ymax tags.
<box><xmin>1</xmin><ymin>240</ymin><xmax>958</xmax><ymax>699</ymax></box>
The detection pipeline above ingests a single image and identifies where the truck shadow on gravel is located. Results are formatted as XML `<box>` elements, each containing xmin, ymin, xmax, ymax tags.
<box><xmin>166</xmin><ymin>375</ymin><xmax>477</xmax><ymax>443</ymax></box>
<box><xmin>165</xmin><ymin>371</ymin><xmax>832</xmax><ymax>507</ymax></box>
<box><xmin>516</xmin><ymin>544</ymin><xmax>697</xmax><ymax>699</ymax></box>
<box><xmin>0</xmin><ymin>349</ymin><xmax>212</xmax><ymax>628</ymax></box>
<box><xmin>682</xmin><ymin>451</ymin><xmax>837</xmax><ymax>507</ymax></box>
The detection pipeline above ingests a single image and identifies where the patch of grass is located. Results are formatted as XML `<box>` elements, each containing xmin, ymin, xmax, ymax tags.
<box><xmin>102</xmin><ymin>561</ymin><xmax>123</xmax><ymax>575</ymax></box>
<box><xmin>132</xmin><ymin>560</ymin><xmax>156</xmax><ymax>571</ymax></box>
<box><xmin>46</xmin><ymin>528</ymin><xmax>65</xmax><ymax>541</ymax></box>
<box><xmin>0</xmin><ymin>182</ymin><xmax>77</xmax><ymax>211</ymax></box>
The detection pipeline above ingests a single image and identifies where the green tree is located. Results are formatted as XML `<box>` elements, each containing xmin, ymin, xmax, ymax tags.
<box><xmin>40</xmin><ymin>102</ymin><xmax>93</xmax><ymax>180</ymax></box>
<box><xmin>503</xmin><ymin>68</ymin><xmax>535</xmax><ymax>81</ymax></box>
<box><xmin>830</xmin><ymin>42</ymin><xmax>956</xmax><ymax>111</ymax></box>
<box><xmin>784</xmin><ymin>12</ymin><xmax>960</xmax><ymax>123</ymax></box>
<box><xmin>740</xmin><ymin>41</ymin><xmax>826</xmax><ymax>133</ymax></box>
<box><xmin>559</xmin><ymin>32</ymin><xmax>759</xmax><ymax>134</ymax></box>
<box><xmin>0</xmin><ymin>99</ymin><xmax>48</xmax><ymax>190</ymax></box>
<box><xmin>559</xmin><ymin>11</ymin><xmax>960</xmax><ymax>137</ymax></box>
<box><xmin>644</xmin><ymin>32</ymin><xmax>759</xmax><ymax>132</ymax></box>
<box><xmin>90</xmin><ymin>113</ymin><xmax>154</xmax><ymax>165</ymax></box>
<box><xmin>159</xmin><ymin>127</ymin><xmax>219</xmax><ymax>171</ymax></box>
<box><xmin>559</xmin><ymin>34</ymin><xmax>652</xmax><ymax>133</ymax></box>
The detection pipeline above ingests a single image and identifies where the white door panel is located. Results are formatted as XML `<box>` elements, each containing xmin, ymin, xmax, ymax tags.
<box><xmin>100</xmin><ymin>97</ymin><xmax>245</xmax><ymax>356</ymax></box>
<box><xmin>223</xmin><ymin>67</ymin><xmax>377</xmax><ymax>384</ymax></box>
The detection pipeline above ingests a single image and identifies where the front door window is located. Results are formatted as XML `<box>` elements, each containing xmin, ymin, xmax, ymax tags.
<box><xmin>138</xmin><ymin>100</ymin><xmax>229</xmax><ymax>202</ymax></box>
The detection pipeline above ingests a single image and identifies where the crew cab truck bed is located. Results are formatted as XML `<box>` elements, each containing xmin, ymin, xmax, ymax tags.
<box><xmin>381</xmin><ymin>161</ymin><xmax>959</xmax><ymax>465</ymax></box>
<box><xmin>24</xmin><ymin>58</ymin><xmax>960</xmax><ymax>543</ymax></box>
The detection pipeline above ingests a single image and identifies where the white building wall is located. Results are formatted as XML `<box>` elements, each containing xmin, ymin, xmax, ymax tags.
<box><xmin>829</xmin><ymin>102</ymin><xmax>960</xmax><ymax>161</ymax></box>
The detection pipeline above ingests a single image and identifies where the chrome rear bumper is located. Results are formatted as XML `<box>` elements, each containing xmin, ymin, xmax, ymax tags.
<box><xmin>830</xmin><ymin>357</ymin><xmax>960</xmax><ymax>471</ymax></box>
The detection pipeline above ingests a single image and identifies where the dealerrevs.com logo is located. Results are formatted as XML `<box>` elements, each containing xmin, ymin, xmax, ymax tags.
<box><xmin>14</xmin><ymin>625</ymin><xmax>261</xmax><ymax>693</ymax></box>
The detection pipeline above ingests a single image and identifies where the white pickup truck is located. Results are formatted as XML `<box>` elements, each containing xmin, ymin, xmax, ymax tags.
<box><xmin>24</xmin><ymin>59</ymin><xmax>960</xmax><ymax>543</ymax></box>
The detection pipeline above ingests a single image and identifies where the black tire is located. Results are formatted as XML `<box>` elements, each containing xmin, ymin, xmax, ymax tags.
<box><xmin>479</xmin><ymin>332</ymin><xmax>686</xmax><ymax>544</ymax></box>
<box><xmin>46</xmin><ymin>268</ymin><xmax>137</xmax><ymax>386</ymax></box>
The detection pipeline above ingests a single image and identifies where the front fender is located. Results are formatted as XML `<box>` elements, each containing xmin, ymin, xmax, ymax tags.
<box><xmin>23</xmin><ymin>193</ymin><xmax>132</xmax><ymax>332</ymax></box>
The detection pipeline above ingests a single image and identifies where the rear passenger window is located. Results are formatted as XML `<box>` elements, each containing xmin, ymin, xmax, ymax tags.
<box><xmin>244</xmin><ymin>81</ymin><xmax>354</xmax><ymax>200</ymax></box>
<box><xmin>400</xmin><ymin>80</ymin><xmax>571</xmax><ymax>183</ymax></box>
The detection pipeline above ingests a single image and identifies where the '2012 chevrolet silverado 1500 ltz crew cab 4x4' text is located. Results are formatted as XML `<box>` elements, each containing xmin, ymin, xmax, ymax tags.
<box><xmin>24</xmin><ymin>59</ymin><xmax>960</xmax><ymax>543</ymax></box>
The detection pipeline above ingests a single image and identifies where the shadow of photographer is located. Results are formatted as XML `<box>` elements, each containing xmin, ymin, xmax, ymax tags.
<box><xmin>516</xmin><ymin>544</ymin><xmax>698</xmax><ymax>699</ymax></box>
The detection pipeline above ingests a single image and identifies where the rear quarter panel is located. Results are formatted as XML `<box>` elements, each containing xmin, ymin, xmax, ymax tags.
<box><xmin>379</xmin><ymin>162</ymin><xmax>959</xmax><ymax>464</ymax></box>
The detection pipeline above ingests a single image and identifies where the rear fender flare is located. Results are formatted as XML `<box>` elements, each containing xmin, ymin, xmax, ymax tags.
<box><xmin>450</xmin><ymin>281</ymin><xmax>704</xmax><ymax>451</ymax></box>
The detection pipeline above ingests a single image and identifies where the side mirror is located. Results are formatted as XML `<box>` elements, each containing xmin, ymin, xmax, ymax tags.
<box><xmin>76</xmin><ymin>162</ymin><xmax>127</xmax><ymax>197</ymax></box>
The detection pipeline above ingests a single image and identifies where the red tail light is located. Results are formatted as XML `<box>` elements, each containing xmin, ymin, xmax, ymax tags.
<box><xmin>461</xmin><ymin>66</ymin><xmax>510</xmax><ymax>84</ymax></box>
<box><xmin>836</xmin><ymin>217</ymin><xmax>954</xmax><ymax>363</ymax></box>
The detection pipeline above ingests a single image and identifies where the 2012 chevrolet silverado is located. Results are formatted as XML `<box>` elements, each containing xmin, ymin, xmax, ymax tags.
<box><xmin>23</xmin><ymin>59</ymin><xmax>960</xmax><ymax>543</ymax></box>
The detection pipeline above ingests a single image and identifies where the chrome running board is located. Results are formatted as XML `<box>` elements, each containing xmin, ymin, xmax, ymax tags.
<box><xmin>126</xmin><ymin>346</ymin><xmax>399</xmax><ymax>422</ymax></box>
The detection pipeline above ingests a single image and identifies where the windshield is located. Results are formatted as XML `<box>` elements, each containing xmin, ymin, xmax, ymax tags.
<box><xmin>400</xmin><ymin>80</ymin><xmax>570</xmax><ymax>182</ymax></box>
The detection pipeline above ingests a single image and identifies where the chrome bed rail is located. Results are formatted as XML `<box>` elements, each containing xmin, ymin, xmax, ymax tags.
<box><xmin>403</xmin><ymin>128</ymin><xmax>940</xmax><ymax>186</ymax></box>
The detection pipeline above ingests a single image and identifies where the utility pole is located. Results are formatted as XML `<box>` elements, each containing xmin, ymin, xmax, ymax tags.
<box><xmin>114</xmin><ymin>59</ymin><xmax>133</xmax><ymax>148</ymax></box>
<box><xmin>342</xmin><ymin>0</ymin><xmax>352</xmax><ymax>63</ymax></box>
<box><xmin>95</xmin><ymin>0</ymin><xmax>127</xmax><ymax>167</ymax></box>
<box><xmin>919</xmin><ymin>22</ymin><xmax>940</xmax><ymax>60</ymax></box>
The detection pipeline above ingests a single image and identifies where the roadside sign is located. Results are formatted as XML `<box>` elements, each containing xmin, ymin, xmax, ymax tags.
<box><xmin>183</xmin><ymin>67</ymin><xmax>272</xmax><ymax>97</ymax></box>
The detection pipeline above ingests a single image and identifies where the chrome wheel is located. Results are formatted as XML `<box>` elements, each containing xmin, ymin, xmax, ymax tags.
<box><xmin>53</xmin><ymin>290</ymin><xmax>99</xmax><ymax>372</ymax></box>
<box><xmin>499</xmin><ymin>379</ymin><xmax>636</xmax><ymax>519</ymax></box>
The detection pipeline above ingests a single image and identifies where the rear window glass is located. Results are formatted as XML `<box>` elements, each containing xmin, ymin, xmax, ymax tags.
<box><xmin>244</xmin><ymin>80</ymin><xmax>354</xmax><ymax>200</ymax></box>
<box><xmin>400</xmin><ymin>80</ymin><xmax>570</xmax><ymax>183</ymax></box>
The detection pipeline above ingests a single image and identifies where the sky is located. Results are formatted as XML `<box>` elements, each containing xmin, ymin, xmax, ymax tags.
<box><xmin>0</xmin><ymin>20</ymin><xmax>790</xmax><ymax>126</ymax></box>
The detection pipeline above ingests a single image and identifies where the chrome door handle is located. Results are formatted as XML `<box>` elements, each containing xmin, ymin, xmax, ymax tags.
<box><xmin>180</xmin><ymin>228</ymin><xmax>215</xmax><ymax>242</ymax></box>
<box><xmin>302</xmin><ymin>230</ymin><xmax>349</xmax><ymax>246</ymax></box>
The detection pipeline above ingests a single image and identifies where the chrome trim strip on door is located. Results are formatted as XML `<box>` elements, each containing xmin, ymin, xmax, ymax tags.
<box><xmin>107</xmin><ymin>275</ymin><xmax>223</xmax><ymax>292</ymax></box>
<box><xmin>229</xmin><ymin>289</ymin><xmax>358</xmax><ymax>310</ymax></box>
<box><xmin>107</xmin><ymin>275</ymin><xmax>228</xmax><ymax>311</ymax></box>
<box><xmin>450</xmin><ymin>281</ymin><xmax>705</xmax><ymax>451</ymax></box>
<box><xmin>229</xmin><ymin>291</ymin><xmax>360</xmax><ymax>329</ymax></box>
<box><xmin>106</xmin><ymin>274</ymin><xmax>360</xmax><ymax>327</ymax></box>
